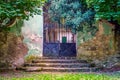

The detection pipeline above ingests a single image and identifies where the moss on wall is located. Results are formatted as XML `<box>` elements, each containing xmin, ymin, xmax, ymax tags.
<box><xmin>77</xmin><ymin>24</ymin><xmax>97</xmax><ymax>46</ymax></box>
<box><xmin>77</xmin><ymin>20</ymin><xmax>115</xmax><ymax>62</ymax></box>
<box><xmin>8</xmin><ymin>19</ymin><xmax>23</xmax><ymax>36</ymax></box>
<box><xmin>0</xmin><ymin>19</ymin><xmax>28</xmax><ymax>69</ymax></box>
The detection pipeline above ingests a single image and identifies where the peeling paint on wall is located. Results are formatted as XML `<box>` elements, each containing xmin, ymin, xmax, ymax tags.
<box><xmin>22</xmin><ymin>15</ymin><xmax>43</xmax><ymax>57</ymax></box>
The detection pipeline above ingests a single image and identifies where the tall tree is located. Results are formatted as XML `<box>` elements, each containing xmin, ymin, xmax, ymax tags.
<box><xmin>0</xmin><ymin>0</ymin><xmax>46</xmax><ymax>28</ymax></box>
<box><xmin>48</xmin><ymin>0</ymin><xmax>95</xmax><ymax>33</ymax></box>
<box><xmin>86</xmin><ymin>0</ymin><xmax>120</xmax><ymax>50</ymax></box>
<box><xmin>86</xmin><ymin>0</ymin><xmax>120</xmax><ymax>23</ymax></box>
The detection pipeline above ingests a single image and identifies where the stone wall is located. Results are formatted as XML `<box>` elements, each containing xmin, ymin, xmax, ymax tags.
<box><xmin>0</xmin><ymin>14</ymin><xmax>43</xmax><ymax>69</ymax></box>
<box><xmin>77</xmin><ymin>20</ymin><xmax>115</xmax><ymax>62</ymax></box>
<box><xmin>22</xmin><ymin>14</ymin><xmax>43</xmax><ymax>57</ymax></box>
<box><xmin>0</xmin><ymin>32</ymin><xmax>28</xmax><ymax>69</ymax></box>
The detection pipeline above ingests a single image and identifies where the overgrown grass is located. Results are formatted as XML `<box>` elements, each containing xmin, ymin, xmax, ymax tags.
<box><xmin>0</xmin><ymin>72</ymin><xmax>120</xmax><ymax>80</ymax></box>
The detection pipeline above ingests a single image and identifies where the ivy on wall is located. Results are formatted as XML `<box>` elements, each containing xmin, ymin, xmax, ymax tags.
<box><xmin>8</xmin><ymin>19</ymin><xmax>23</xmax><ymax>36</ymax></box>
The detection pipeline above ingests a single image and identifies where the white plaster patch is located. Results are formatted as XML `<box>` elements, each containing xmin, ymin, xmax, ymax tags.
<box><xmin>22</xmin><ymin>14</ymin><xmax>43</xmax><ymax>57</ymax></box>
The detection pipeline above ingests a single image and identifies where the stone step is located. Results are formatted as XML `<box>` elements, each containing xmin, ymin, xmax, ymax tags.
<box><xmin>17</xmin><ymin>67</ymin><xmax>98</xmax><ymax>72</ymax></box>
<box><xmin>32</xmin><ymin>59</ymin><xmax>87</xmax><ymax>63</ymax></box>
<box><xmin>24</xmin><ymin>63</ymin><xmax>90</xmax><ymax>68</ymax></box>
<box><xmin>38</xmin><ymin>57</ymin><xmax>76</xmax><ymax>59</ymax></box>
<box><xmin>17</xmin><ymin>57</ymin><xmax>99</xmax><ymax>72</ymax></box>
<box><xmin>0</xmin><ymin>68</ymin><xmax>14</xmax><ymax>72</ymax></box>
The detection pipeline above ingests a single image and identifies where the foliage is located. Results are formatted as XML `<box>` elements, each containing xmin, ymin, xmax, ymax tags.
<box><xmin>77</xmin><ymin>24</ymin><xmax>97</xmax><ymax>45</ymax></box>
<box><xmin>86</xmin><ymin>0</ymin><xmax>120</xmax><ymax>23</ymax></box>
<box><xmin>25</xmin><ymin>55</ymin><xmax>38</xmax><ymax>63</ymax></box>
<box><xmin>48</xmin><ymin>0</ymin><xmax>95</xmax><ymax>33</ymax></box>
<box><xmin>0</xmin><ymin>0</ymin><xmax>46</xmax><ymax>28</ymax></box>
<box><xmin>0</xmin><ymin>73</ymin><xmax>120</xmax><ymax>80</ymax></box>
<box><xmin>8</xmin><ymin>19</ymin><xmax>24</xmax><ymax>35</ymax></box>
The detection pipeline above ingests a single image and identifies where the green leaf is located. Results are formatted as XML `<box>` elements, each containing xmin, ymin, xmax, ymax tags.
<box><xmin>0</xmin><ymin>0</ymin><xmax>45</xmax><ymax>28</ymax></box>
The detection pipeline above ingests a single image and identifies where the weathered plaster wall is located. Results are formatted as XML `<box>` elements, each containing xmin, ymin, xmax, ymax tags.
<box><xmin>0</xmin><ymin>19</ymin><xmax>28</xmax><ymax>69</ymax></box>
<box><xmin>22</xmin><ymin>15</ymin><xmax>43</xmax><ymax>57</ymax></box>
<box><xmin>77</xmin><ymin>20</ymin><xmax>115</xmax><ymax>61</ymax></box>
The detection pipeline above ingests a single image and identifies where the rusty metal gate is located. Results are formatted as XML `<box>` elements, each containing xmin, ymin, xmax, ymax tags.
<box><xmin>43</xmin><ymin>23</ymin><xmax>76</xmax><ymax>57</ymax></box>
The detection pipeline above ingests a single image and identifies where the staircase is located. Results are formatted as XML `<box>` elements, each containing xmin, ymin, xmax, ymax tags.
<box><xmin>17</xmin><ymin>57</ymin><xmax>99</xmax><ymax>72</ymax></box>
